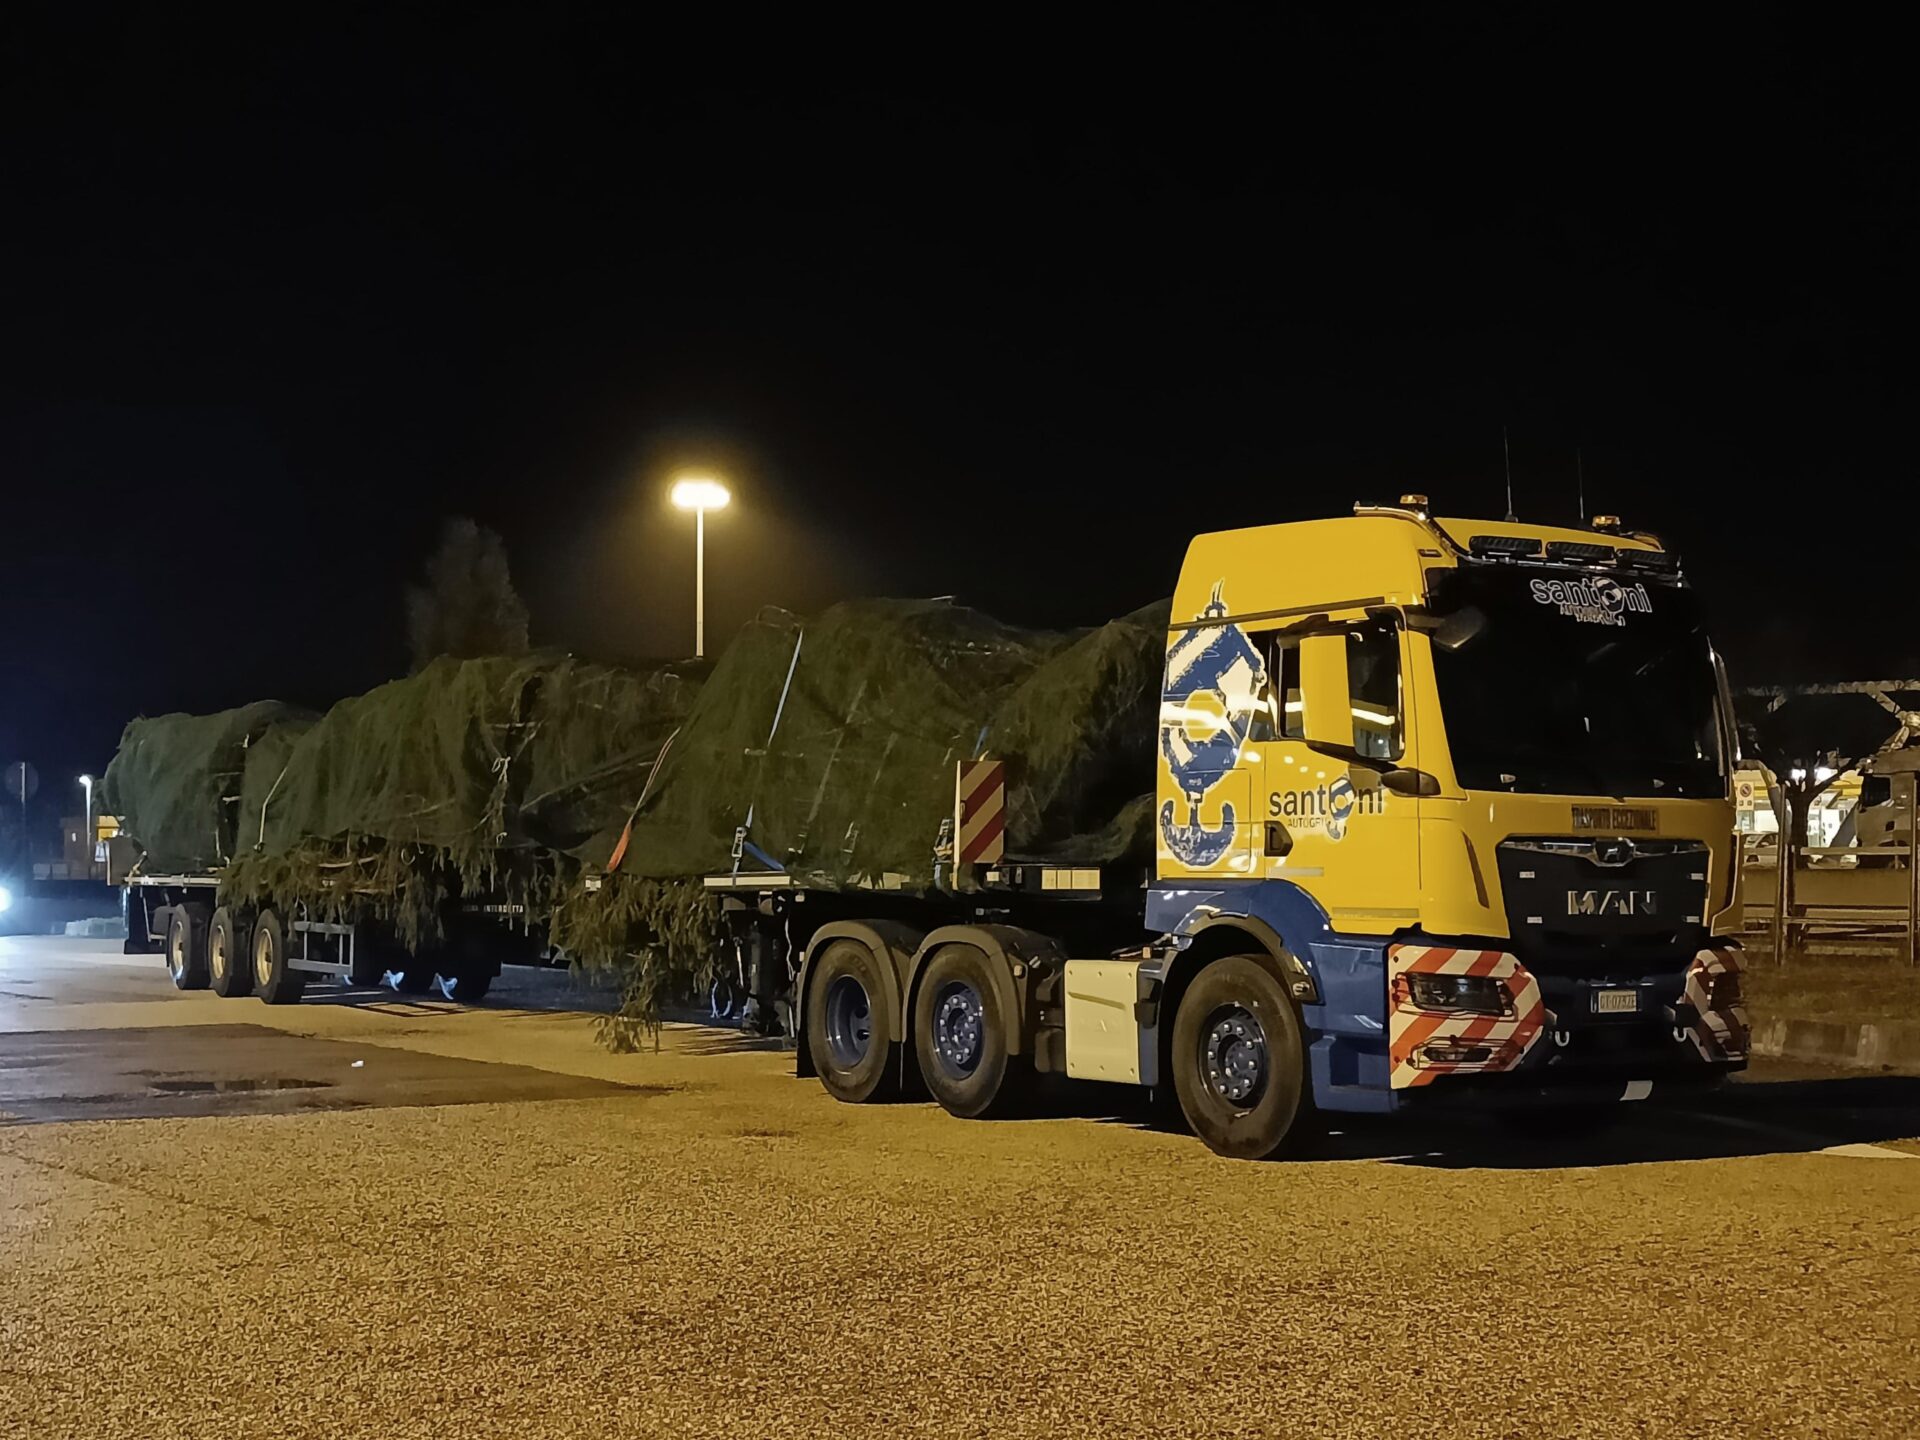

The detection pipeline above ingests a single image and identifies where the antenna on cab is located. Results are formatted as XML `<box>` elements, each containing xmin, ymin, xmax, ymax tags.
<box><xmin>1503</xmin><ymin>426</ymin><xmax>1517</xmax><ymax>522</ymax></box>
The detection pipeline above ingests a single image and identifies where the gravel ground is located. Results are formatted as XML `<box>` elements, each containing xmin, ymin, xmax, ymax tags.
<box><xmin>4</xmin><ymin>1051</ymin><xmax>1920</xmax><ymax>1438</ymax></box>
<box><xmin>3</xmin><ymin>941</ymin><xmax>1920</xmax><ymax>1438</ymax></box>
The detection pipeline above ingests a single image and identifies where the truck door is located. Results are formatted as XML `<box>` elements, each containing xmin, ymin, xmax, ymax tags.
<box><xmin>1259</xmin><ymin>620</ymin><xmax>1423</xmax><ymax>937</ymax></box>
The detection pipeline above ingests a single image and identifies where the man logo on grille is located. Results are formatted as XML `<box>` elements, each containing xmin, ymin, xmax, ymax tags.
<box><xmin>1567</xmin><ymin>889</ymin><xmax>1656</xmax><ymax>916</ymax></box>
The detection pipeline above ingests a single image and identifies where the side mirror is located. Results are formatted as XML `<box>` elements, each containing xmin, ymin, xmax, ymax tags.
<box><xmin>1860</xmin><ymin>775</ymin><xmax>1892</xmax><ymax>808</ymax></box>
<box><xmin>1298</xmin><ymin>633</ymin><xmax>1352</xmax><ymax>751</ymax></box>
<box><xmin>1381</xmin><ymin>767</ymin><xmax>1442</xmax><ymax>798</ymax></box>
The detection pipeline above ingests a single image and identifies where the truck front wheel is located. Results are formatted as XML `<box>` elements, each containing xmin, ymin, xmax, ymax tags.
<box><xmin>805</xmin><ymin>940</ymin><xmax>899</xmax><ymax>1104</ymax></box>
<box><xmin>912</xmin><ymin>944</ymin><xmax>1025</xmax><ymax>1119</ymax></box>
<box><xmin>1171</xmin><ymin>954</ymin><xmax>1311</xmax><ymax>1160</ymax></box>
<box><xmin>165</xmin><ymin>902</ymin><xmax>212</xmax><ymax>990</ymax></box>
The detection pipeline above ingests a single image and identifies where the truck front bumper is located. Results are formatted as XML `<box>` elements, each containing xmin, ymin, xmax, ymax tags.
<box><xmin>1387</xmin><ymin>942</ymin><xmax>1749</xmax><ymax>1095</ymax></box>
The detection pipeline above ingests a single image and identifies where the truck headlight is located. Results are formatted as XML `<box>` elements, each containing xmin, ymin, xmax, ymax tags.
<box><xmin>0</xmin><ymin>884</ymin><xmax>12</xmax><ymax>913</ymax></box>
<box><xmin>1402</xmin><ymin>971</ymin><xmax>1509</xmax><ymax>1015</ymax></box>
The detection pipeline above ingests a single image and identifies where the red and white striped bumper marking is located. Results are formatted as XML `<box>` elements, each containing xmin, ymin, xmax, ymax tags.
<box><xmin>1679</xmin><ymin>947</ymin><xmax>1748</xmax><ymax>1063</ymax></box>
<box><xmin>956</xmin><ymin>758</ymin><xmax>1006</xmax><ymax>866</ymax></box>
<box><xmin>1388</xmin><ymin>945</ymin><xmax>1546</xmax><ymax>1089</ymax></box>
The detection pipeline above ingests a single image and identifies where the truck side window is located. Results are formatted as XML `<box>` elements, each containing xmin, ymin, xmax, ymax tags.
<box><xmin>1251</xmin><ymin>634</ymin><xmax>1303</xmax><ymax>741</ymax></box>
<box><xmin>1348</xmin><ymin>625</ymin><xmax>1403</xmax><ymax>760</ymax></box>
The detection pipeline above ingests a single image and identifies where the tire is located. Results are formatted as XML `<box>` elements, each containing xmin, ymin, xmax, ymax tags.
<box><xmin>251</xmin><ymin>908</ymin><xmax>305</xmax><ymax>1005</ymax></box>
<box><xmin>912</xmin><ymin>944</ymin><xmax>1026</xmax><ymax>1120</ymax></box>
<box><xmin>1171</xmin><ymin>953</ymin><xmax>1311</xmax><ymax>1160</ymax></box>
<box><xmin>805</xmin><ymin>940</ymin><xmax>900</xmax><ymax>1104</ymax></box>
<box><xmin>208</xmin><ymin>906</ymin><xmax>254</xmax><ymax>997</ymax></box>
<box><xmin>165</xmin><ymin>902</ymin><xmax>212</xmax><ymax>990</ymax></box>
<box><xmin>435</xmin><ymin>968</ymin><xmax>492</xmax><ymax>1003</ymax></box>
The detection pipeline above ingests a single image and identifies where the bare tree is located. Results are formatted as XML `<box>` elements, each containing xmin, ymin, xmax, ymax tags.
<box><xmin>406</xmin><ymin>518</ymin><xmax>530</xmax><ymax>672</ymax></box>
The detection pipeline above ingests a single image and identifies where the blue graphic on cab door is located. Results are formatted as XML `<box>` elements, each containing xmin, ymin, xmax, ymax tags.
<box><xmin>1160</xmin><ymin>586</ymin><xmax>1265</xmax><ymax>867</ymax></box>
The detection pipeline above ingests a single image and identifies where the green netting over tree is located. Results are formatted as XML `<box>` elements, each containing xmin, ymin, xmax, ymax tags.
<box><xmin>109</xmin><ymin>603</ymin><xmax>1166</xmax><ymax>888</ymax></box>
<box><xmin>104</xmin><ymin>599</ymin><xmax>1168</xmax><ymax>1034</ymax></box>
<box><xmin>598</xmin><ymin>597</ymin><xmax>1168</xmax><ymax>885</ymax></box>
<box><xmin>101</xmin><ymin>701</ymin><xmax>319</xmax><ymax>873</ymax></box>
<box><xmin>236</xmin><ymin>654</ymin><xmax>699</xmax><ymax>865</ymax></box>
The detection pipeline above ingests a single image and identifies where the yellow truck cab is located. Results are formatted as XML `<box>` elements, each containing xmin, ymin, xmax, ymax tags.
<box><xmin>1147</xmin><ymin>496</ymin><xmax>1747</xmax><ymax>1144</ymax></box>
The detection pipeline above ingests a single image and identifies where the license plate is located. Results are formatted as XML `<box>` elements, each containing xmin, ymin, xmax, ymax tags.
<box><xmin>1593</xmin><ymin>988</ymin><xmax>1639</xmax><ymax>1014</ymax></box>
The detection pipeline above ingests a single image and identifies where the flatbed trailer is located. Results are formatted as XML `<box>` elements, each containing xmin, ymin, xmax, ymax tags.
<box><xmin>117</xmin><ymin>859</ymin><xmax>523</xmax><ymax>1005</ymax></box>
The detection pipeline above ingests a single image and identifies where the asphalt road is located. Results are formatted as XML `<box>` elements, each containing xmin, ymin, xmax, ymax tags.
<box><xmin>2</xmin><ymin>937</ymin><xmax>1917</xmax><ymax>1438</ymax></box>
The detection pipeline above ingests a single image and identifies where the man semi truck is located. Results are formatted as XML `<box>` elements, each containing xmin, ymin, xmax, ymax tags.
<box><xmin>731</xmin><ymin>496</ymin><xmax>1747</xmax><ymax>1159</ymax></box>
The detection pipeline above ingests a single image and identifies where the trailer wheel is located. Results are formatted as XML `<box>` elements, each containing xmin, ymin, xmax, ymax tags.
<box><xmin>165</xmin><ymin>902</ymin><xmax>212</xmax><ymax>990</ymax></box>
<box><xmin>208</xmin><ymin>907</ymin><xmax>254</xmax><ymax>998</ymax></box>
<box><xmin>251</xmin><ymin>908</ymin><xmax>305</xmax><ymax>1005</ymax></box>
<box><xmin>912</xmin><ymin>944</ymin><xmax>1026</xmax><ymax>1119</ymax></box>
<box><xmin>1171</xmin><ymin>954</ymin><xmax>1310</xmax><ymax>1160</ymax></box>
<box><xmin>805</xmin><ymin>940</ymin><xmax>899</xmax><ymax>1104</ymax></box>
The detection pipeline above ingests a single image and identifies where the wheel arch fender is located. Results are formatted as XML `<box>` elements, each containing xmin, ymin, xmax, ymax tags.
<box><xmin>1157</xmin><ymin>915</ymin><xmax>1317</xmax><ymax>1089</ymax></box>
<box><xmin>905</xmin><ymin>924</ymin><xmax>1066</xmax><ymax>1057</ymax></box>
<box><xmin>794</xmin><ymin>920</ymin><xmax>921</xmax><ymax>1078</ymax></box>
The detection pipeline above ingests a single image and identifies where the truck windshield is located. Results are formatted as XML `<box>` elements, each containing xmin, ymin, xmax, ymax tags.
<box><xmin>1424</xmin><ymin>565</ymin><xmax>1726</xmax><ymax>799</ymax></box>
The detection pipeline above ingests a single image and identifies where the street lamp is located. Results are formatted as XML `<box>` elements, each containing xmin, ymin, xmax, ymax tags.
<box><xmin>670</xmin><ymin>476</ymin><xmax>730</xmax><ymax>658</ymax></box>
<box><xmin>77</xmin><ymin>774</ymin><xmax>93</xmax><ymax>873</ymax></box>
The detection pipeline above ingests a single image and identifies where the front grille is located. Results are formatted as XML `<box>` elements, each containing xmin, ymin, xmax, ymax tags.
<box><xmin>1495</xmin><ymin>837</ymin><xmax>1710</xmax><ymax>975</ymax></box>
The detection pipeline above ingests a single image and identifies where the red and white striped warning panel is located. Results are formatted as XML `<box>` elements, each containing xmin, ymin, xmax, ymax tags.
<box><xmin>955</xmin><ymin>758</ymin><xmax>1006</xmax><ymax>866</ymax></box>
<box><xmin>1387</xmin><ymin>945</ymin><xmax>1546</xmax><ymax>1089</ymax></box>
<box><xmin>1678</xmin><ymin>947</ymin><xmax>1749</xmax><ymax>1063</ymax></box>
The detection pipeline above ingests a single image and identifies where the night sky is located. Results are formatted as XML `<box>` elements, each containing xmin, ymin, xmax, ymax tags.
<box><xmin>2</xmin><ymin>10</ymin><xmax>1913</xmax><ymax>823</ymax></box>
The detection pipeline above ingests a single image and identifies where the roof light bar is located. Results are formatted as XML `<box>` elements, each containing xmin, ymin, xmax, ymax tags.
<box><xmin>1545</xmin><ymin>540</ymin><xmax>1617</xmax><ymax>565</ymax></box>
<box><xmin>1468</xmin><ymin>534</ymin><xmax>1545</xmax><ymax>559</ymax></box>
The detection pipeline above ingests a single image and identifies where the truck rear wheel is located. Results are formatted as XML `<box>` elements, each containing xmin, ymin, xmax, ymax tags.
<box><xmin>165</xmin><ymin>902</ymin><xmax>212</xmax><ymax>990</ymax></box>
<box><xmin>251</xmin><ymin>908</ymin><xmax>305</xmax><ymax>1005</ymax></box>
<box><xmin>805</xmin><ymin>940</ymin><xmax>899</xmax><ymax>1104</ymax></box>
<box><xmin>912</xmin><ymin>944</ymin><xmax>1025</xmax><ymax>1119</ymax></box>
<box><xmin>1171</xmin><ymin>954</ymin><xmax>1310</xmax><ymax>1160</ymax></box>
<box><xmin>208</xmin><ymin>907</ymin><xmax>254</xmax><ymax>997</ymax></box>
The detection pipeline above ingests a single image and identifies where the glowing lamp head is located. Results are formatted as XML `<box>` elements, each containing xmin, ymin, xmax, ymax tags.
<box><xmin>671</xmin><ymin>477</ymin><xmax>731</xmax><ymax>511</ymax></box>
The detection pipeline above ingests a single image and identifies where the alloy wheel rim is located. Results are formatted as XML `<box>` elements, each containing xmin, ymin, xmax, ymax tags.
<box><xmin>823</xmin><ymin>974</ymin><xmax>873</xmax><ymax>1069</ymax></box>
<box><xmin>932</xmin><ymin>981</ymin><xmax>985</xmax><ymax>1078</ymax></box>
<box><xmin>1202</xmin><ymin>1004</ymin><xmax>1269</xmax><ymax>1110</ymax></box>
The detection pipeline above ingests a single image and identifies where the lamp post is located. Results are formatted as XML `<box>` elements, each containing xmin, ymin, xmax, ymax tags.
<box><xmin>670</xmin><ymin>476</ymin><xmax>731</xmax><ymax>658</ymax></box>
<box><xmin>77</xmin><ymin>774</ymin><xmax>93</xmax><ymax>875</ymax></box>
